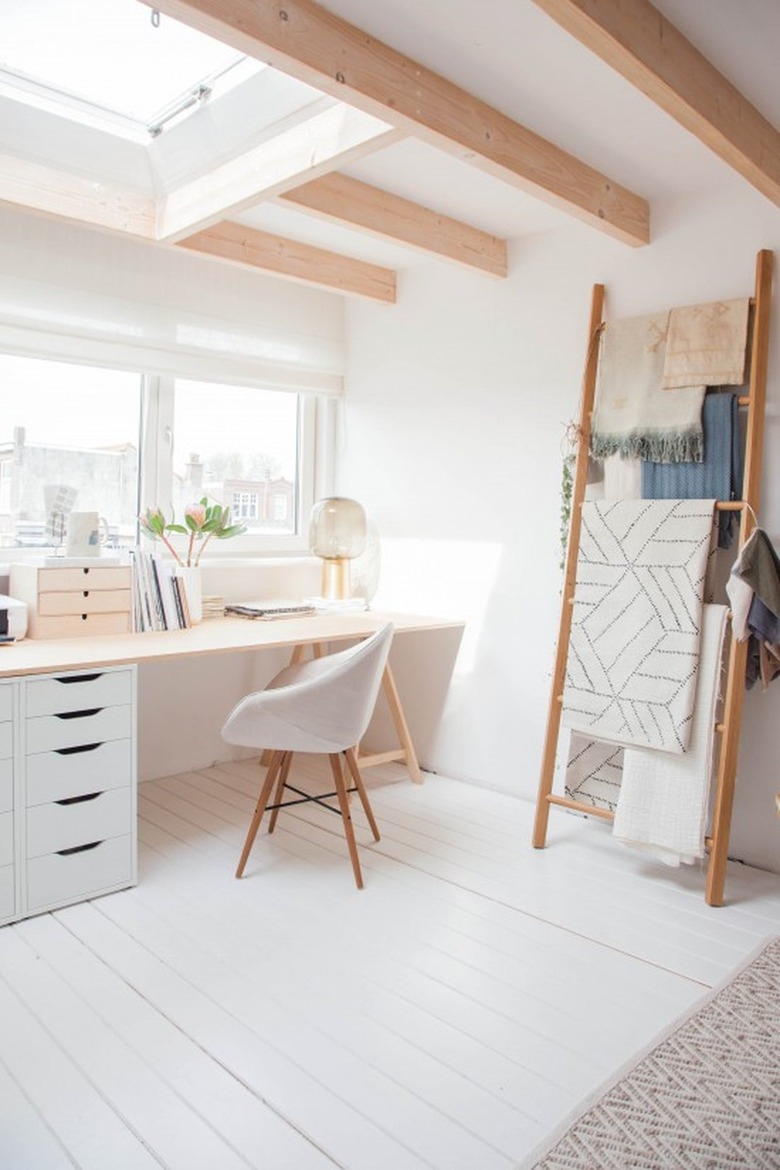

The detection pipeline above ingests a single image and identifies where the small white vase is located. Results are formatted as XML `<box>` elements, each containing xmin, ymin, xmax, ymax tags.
<box><xmin>177</xmin><ymin>565</ymin><xmax>202</xmax><ymax>625</ymax></box>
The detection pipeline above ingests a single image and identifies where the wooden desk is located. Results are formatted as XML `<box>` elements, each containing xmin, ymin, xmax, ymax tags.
<box><xmin>0</xmin><ymin>611</ymin><xmax>460</xmax><ymax>783</ymax></box>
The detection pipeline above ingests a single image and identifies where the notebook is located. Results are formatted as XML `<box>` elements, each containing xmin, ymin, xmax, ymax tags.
<box><xmin>224</xmin><ymin>600</ymin><xmax>317</xmax><ymax>620</ymax></box>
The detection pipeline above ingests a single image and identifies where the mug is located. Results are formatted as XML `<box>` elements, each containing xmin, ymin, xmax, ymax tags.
<box><xmin>66</xmin><ymin>511</ymin><xmax>109</xmax><ymax>558</ymax></box>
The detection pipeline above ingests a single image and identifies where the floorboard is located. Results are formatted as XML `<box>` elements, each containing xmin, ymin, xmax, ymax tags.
<box><xmin>2</xmin><ymin>759</ymin><xmax>779</xmax><ymax>1169</ymax></box>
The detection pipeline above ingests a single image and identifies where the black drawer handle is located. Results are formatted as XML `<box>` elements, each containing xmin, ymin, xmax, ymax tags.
<box><xmin>56</xmin><ymin>792</ymin><xmax>102</xmax><ymax>806</ymax></box>
<box><xmin>56</xmin><ymin>840</ymin><xmax>103</xmax><ymax>856</ymax></box>
<box><xmin>55</xmin><ymin>742</ymin><xmax>102</xmax><ymax>756</ymax></box>
<box><xmin>54</xmin><ymin>674</ymin><xmax>103</xmax><ymax>685</ymax></box>
<box><xmin>54</xmin><ymin>708</ymin><xmax>102</xmax><ymax>721</ymax></box>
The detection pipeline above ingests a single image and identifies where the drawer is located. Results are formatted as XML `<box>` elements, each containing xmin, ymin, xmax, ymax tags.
<box><xmin>34</xmin><ymin>566</ymin><xmax>132</xmax><ymax>593</ymax></box>
<box><xmin>0</xmin><ymin>761</ymin><xmax>11</xmax><ymax>813</ymax></box>
<box><xmin>26</xmin><ymin>738</ymin><xmax>133</xmax><ymax>806</ymax></box>
<box><xmin>26</xmin><ymin>670</ymin><xmax>133</xmax><ymax>717</ymax></box>
<box><xmin>0</xmin><ymin>810</ymin><xmax>12</xmax><ymax>867</ymax></box>
<box><xmin>26</xmin><ymin>704</ymin><xmax>133</xmax><ymax>754</ymax></box>
<box><xmin>38</xmin><ymin>590</ymin><xmax>132</xmax><ymax>616</ymax></box>
<box><xmin>0</xmin><ymin>685</ymin><xmax>12</xmax><ymax>723</ymax></box>
<box><xmin>29</xmin><ymin>612</ymin><xmax>132</xmax><ymax>639</ymax></box>
<box><xmin>0</xmin><ymin>722</ymin><xmax>11</xmax><ymax>761</ymax></box>
<box><xmin>26</xmin><ymin>834</ymin><xmax>134</xmax><ymax>913</ymax></box>
<box><xmin>26</xmin><ymin>787</ymin><xmax>132</xmax><ymax>859</ymax></box>
<box><xmin>0</xmin><ymin>864</ymin><xmax>14</xmax><ymax>920</ymax></box>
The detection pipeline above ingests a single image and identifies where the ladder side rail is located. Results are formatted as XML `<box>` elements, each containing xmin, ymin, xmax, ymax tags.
<box><xmin>533</xmin><ymin>283</ymin><xmax>605</xmax><ymax>848</ymax></box>
<box><xmin>706</xmin><ymin>248</ymin><xmax>773</xmax><ymax>905</ymax></box>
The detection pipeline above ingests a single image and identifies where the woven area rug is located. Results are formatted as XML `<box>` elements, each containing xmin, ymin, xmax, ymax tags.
<box><xmin>519</xmin><ymin>936</ymin><xmax>780</xmax><ymax>1170</ymax></box>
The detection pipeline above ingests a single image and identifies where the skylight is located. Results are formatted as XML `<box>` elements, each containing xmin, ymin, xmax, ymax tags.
<box><xmin>0</xmin><ymin>0</ymin><xmax>262</xmax><ymax>139</ymax></box>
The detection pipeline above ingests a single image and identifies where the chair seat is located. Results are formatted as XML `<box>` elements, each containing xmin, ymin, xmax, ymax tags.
<box><xmin>221</xmin><ymin>623</ymin><xmax>393</xmax><ymax>888</ymax></box>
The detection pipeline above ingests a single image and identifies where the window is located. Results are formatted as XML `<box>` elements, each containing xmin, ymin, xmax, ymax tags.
<box><xmin>0</xmin><ymin>354</ymin><xmax>141</xmax><ymax>551</ymax></box>
<box><xmin>1</xmin><ymin>355</ymin><xmax>322</xmax><ymax>558</ymax></box>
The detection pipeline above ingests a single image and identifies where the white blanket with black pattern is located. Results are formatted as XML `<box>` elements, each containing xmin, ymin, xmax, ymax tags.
<box><xmin>561</xmin><ymin>499</ymin><xmax>715</xmax><ymax>754</ymax></box>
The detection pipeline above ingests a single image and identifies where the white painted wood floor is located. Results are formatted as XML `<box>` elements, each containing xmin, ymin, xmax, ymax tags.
<box><xmin>2</xmin><ymin>758</ymin><xmax>780</xmax><ymax>1170</ymax></box>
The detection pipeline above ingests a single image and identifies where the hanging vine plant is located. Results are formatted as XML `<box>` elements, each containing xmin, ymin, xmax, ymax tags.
<box><xmin>559</xmin><ymin>420</ymin><xmax>582</xmax><ymax>570</ymax></box>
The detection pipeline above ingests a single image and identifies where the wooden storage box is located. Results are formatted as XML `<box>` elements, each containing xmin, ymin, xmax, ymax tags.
<box><xmin>9</xmin><ymin>563</ymin><xmax>132</xmax><ymax>639</ymax></box>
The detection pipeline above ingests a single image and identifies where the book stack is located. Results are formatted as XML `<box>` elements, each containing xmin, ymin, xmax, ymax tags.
<box><xmin>128</xmin><ymin>549</ymin><xmax>191</xmax><ymax>632</ymax></box>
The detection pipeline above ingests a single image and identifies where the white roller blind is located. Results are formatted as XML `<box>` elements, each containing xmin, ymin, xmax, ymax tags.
<box><xmin>0</xmin><ymin>206</ymin><xmax>345</xmax><ymax>393</ymax></box>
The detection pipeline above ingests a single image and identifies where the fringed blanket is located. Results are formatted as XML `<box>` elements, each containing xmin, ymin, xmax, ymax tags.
<box><xmin>642</xmin><ymin>391</ymin><xmax>743</xmax><ymax>548</ymax></box>
<box><xmin>590</xmin><ymin>311</ymin><xmax>705</xmax><ymax>464</ymax></box>
<box><xmin>561</xmin><ymin>499</ymin><xmax>715</xmax><ymax>753</ymax></box>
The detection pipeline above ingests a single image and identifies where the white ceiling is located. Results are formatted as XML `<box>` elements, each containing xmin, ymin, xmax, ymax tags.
<box><xmin>1</xmin><ymin>0</ymin><xmax>778</xmax><ymax>281</ymax></box>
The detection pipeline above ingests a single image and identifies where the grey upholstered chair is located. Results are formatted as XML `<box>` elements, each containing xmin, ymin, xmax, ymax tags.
<box><xmin>221</xmin><ymin>623</ymin><xmax>393</xmax><ymax>888</ymax></box>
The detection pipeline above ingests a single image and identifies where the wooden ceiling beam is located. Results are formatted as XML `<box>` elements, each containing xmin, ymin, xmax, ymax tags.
<box><xmin>141</xmin><ymin>0</ymin><xmax>650</xmax><ymax>246</ymax></box>
<box><xmin>157</xmin><ymin>100</ymin><xmax>400</xmax><ymax>241</ymax></box>
<box><xmin>531</xmin><ymin>0</ymin><xmax>780</xmax><ymax>206</ymax></box>
<box><xmin>0</xmin><ymin>152</ymin><xmax>155</xmax><ymax>237</ymax></box>
<box><xmin>281</xmin><ymin>173</ymin><xmax>508</xmax><ymax>277</ymax></box>
<box><xmin>178</xmin><ymin>219</ymin><xmax>396</xmax><ymax>301</ymax></box>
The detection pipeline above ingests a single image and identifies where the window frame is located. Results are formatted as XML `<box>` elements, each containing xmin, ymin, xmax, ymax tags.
<box><xmin>140</xmin><ymin>374</ymin><xmax>326</xmax><ymax>558</ymax></box>
<box><xmin>1</xmin><ymin>358</ymin><xmax>333</xmax><ymax>563</ymax></box>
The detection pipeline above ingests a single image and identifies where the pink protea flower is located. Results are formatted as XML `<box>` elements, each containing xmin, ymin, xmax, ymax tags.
<box><xmin>184</xmin><ymin>503</ymin><xmax>207</xmax><ymax>530</ymax></box>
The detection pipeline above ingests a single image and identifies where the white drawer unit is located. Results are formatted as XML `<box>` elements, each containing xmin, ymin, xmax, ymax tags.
<box><xmin>26</xmin><ymin>787</ymin><xmax>133</xmax><ymax>860</ymax></box>
<box><xmin>26</xmin><ymin>835</ymin><xmax>134</xmax><ymax>915</ymax></box>
<box><xmin>0</xmin><ymin>665</ymin><xmax>136</xmax><ymax>926</ymax></box>
<box><xmin>0</xmin><ymin>681</ymin><xmax>14</xmax><ymax>924</ymax></box>
<box><xmin>26</xmin><ymin>705</ymin><xmax>133</xmax><ymax>755</ymax></box>
<box><xmin>25</xmin><ymin>669</ymin><xmax>133</xmax><ymax>717</ymax></box>
<box><xmin>26</xmin><ymin>738</ymin><xmax>133</xmax><ymax>807</ymax></box>
<box><xmin>0</xmin><ymin>758</ymin><xmax>12</xmax><ymax>813</ymax></box>
<box><xmin>0</xmin><ymin>810</ymin><xmax>12</xmax><ymax>867</ymax></box>
<box><xmin>0</xmin><ymin>865</ymin><xmax>13</xmax><ymax>920</ymax></box>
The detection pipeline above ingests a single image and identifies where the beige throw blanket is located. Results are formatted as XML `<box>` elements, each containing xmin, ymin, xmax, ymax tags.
<box><xmin>590</xmin><ymin>312</ymin><xmax>705</xmax><ymax>464</ymax></box>
<box><xmin>662</xmin><ymin>297</ymin><xmax>750</xmax><ymax>389</ymax></box>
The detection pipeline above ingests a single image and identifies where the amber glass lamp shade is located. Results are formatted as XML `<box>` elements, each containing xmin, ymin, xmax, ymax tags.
<box><xmin>309</xmin><ymin>497</ymin><xmax>367</xmax><ymax>599</ymax></box>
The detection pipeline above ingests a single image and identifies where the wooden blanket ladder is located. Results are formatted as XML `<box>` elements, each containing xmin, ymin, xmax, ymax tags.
<box><xmin>532</xmin><ymin>248</ymin><xmax>774</xmax><ymax>907</ymax></box>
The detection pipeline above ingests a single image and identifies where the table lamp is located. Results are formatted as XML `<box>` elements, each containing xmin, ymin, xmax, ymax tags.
<box><xmin>309</xmin><ymin>497</ymin><xmax>367</xmax><ymax>600</ymax></box>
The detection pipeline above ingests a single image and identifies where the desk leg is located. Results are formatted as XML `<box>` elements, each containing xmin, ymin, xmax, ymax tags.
<box><xmin>359</xmin><ymin>663</ymin><xmax>423</xmax><ymax>784</ymax></box>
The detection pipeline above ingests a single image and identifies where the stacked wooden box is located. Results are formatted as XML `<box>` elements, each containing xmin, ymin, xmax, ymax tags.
<box><xmin>10</xmin><ymin>563</ymin><xmax>133</xmax><ymax>638</ymax></box>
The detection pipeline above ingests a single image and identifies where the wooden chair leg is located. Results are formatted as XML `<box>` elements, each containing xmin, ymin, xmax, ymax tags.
<box><xmin>236</xmin><ymin>751</ymin><xmax>283</xmax><ymax>878</ymax></box>
<box><xmin>344</xmin><ymin>748</ymin><xmax>380</xmax><ymax>842</ymax></box>
<box><xmin>328</xmin><ymin>753</ymin><xmax>364</xmax><ymax>889</ymax></box>
<box><xmin>268</xmin><ymin>751</ymin><xmax>293</xmax><ymax>833</ymax></box>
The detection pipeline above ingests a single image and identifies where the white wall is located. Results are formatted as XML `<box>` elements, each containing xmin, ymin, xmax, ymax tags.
<box><xmin>341</xmin><ymin>180</ymin><xmax>780</xmax><ymax>874</ymax></box>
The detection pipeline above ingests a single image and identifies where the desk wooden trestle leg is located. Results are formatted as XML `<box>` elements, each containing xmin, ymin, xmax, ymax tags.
<box><xmin>261</xmin><ymin>643</ymin><xmax>423</xmax><ymax>784</ymax></box>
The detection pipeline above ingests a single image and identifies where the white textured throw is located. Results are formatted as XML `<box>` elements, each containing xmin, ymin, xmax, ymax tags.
<box><xmin>590</xmin><ymin>311</ymin><xmax>705</xmax><ymax>464</ymax></box>
<box><xmin>562</xmin><ymin>499</ymin><xmax>715</xmax><ymax>753</ymax></box>
<box><xmin>613</xmin><ymin>604</ymin><xmax>728</xmax><ymax>866</ymax></box>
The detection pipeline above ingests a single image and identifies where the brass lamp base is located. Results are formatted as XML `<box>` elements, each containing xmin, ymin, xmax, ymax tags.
<box><xmin>321</xmin><ymin>557</ymin><xmax>351</xmax><ymax>600</ymax></box>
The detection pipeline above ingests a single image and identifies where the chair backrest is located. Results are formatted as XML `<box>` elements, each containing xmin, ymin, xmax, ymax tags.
<box><xmin>221</xmin><ymin>623</ymin><xmax>394</xmax><ymax>754</ymax></box>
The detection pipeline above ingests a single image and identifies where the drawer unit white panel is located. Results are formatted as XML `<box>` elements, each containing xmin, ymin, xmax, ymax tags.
<box><xmin>0</xmin><ymin>685</ymin><xmax>12</xmax><ymax>722</ymax></box>
<box><xmin>26</xmin><ymin>787</ymin><xmax>132</xmax><ymax>860</ymax></box>
<box><xmin>0</xmin><ymin>865</ymin><xmax>13</xmax><ymax>920</ymax></box>
<box><xmin>26</xmin><ymin>704</ymin><xmax>133</xmax><ymax>754</ymax></box>
<box><xmin>25</xmin><ymin>670</ymin><xmax>133</xmax><ymax>717</ymax></box>
<box><xmin>0</xmin><ymin>811</ymin><xmax>12</xmax><ymax>867</ymax></box>
<box><xmin>26</xmin><ymin>834</ymin><xmax>133</xmax><ymax>913</ymax></box>
<box><xmin>0</xmin><ymin>722</ymin><xmax>12</xmax><ymax>760</ymax></box>
<box><xmin>0</xmin><ymin>759</ymin><xmax>12</xmax><ymax>813</ymax></box>
<box><xmin>26</xmin><ymin>739</ymin><xmax>133</xmax><ymax>807</ymax></box>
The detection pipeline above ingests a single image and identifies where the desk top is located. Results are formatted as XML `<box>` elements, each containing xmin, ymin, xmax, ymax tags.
<box><xmin>0</xmin><ymin>611</ymin><xmax>462</xmax><ymax>678</ymax></box>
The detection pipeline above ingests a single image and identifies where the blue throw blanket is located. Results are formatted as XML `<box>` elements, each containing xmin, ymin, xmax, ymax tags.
<box><xmin>641</xmin><ymin>391</ymin><xmax>743</xmax><ymax>548</ymax></box>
